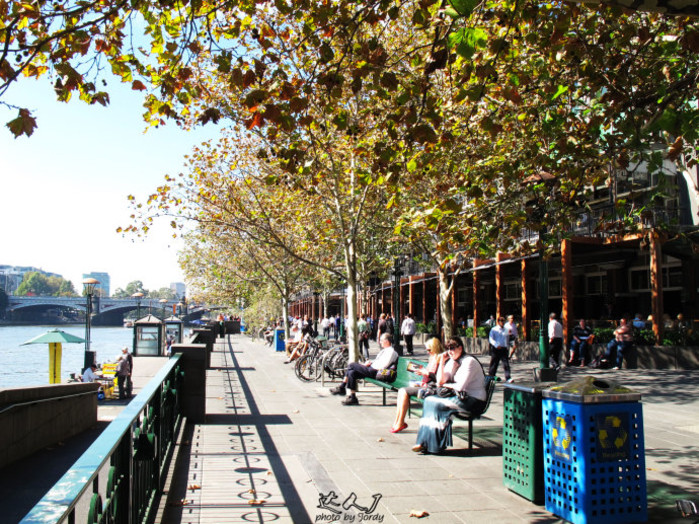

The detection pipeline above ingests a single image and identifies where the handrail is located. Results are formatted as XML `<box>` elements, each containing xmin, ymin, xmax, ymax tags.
<box><xmin>22</xmin><ymin>353</ymin><xmax>184</xmax><ymax>524</ymax></box>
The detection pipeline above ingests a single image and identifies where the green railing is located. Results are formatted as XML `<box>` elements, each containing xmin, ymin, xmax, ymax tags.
<box><xmin>22</xmin><ymin>354</ymin><xmax>184</xmax><ymax>524</ymax></box>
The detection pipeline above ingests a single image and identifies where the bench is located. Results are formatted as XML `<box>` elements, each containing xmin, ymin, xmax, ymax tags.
<box><xmin>365</xmin><ymin>356</ymin><xmax>499</xmax><ymax>449</ymax></box>
<box><xmin>409</xmin><ymin>374</ymin><xmax>499</xmax><ymax>450</ymax></box>
<box><xmin>365</xmin><ymin>356</ymin><xmax>427</xmax><ymax>406</ymax></box>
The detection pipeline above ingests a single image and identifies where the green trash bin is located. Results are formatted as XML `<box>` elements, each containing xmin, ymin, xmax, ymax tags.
<box><xmin>503</xmin><ymin>381</ymin><xmax>556</xmax><ymax>504</ymax></box>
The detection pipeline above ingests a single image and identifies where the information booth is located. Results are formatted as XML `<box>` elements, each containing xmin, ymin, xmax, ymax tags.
<box><xmin>165</xmin><ymin>316</ymin><xmax>184</xmax><ymax>344</ymax></box>
<box><xmin>132</xmin><ymin>315</ymin><xmax>165</xmax><ymax>356</ymax></box>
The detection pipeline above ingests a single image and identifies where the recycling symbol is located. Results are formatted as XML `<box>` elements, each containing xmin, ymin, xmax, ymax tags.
<box><xmin>551</xmin><ymin>415</ymin><xmax>573</xmax><ymax>460</ymax></box>
<box><xmin>598</xmin><ymin>415</ymin><xmax>628</xmax><ymax>449</ymax></box>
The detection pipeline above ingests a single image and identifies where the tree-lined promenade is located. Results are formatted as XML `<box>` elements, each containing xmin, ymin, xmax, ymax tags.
<box><xmin>3</xmin><ymin>0</ymin><xmax>698</xmax><ymax>359</ymax></box>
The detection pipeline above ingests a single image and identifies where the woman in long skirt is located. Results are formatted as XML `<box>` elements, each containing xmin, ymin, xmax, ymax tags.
<box><xmin>413</xmin><ymin>337</ymin><xmax>487</xmax><ymax>454</ymax></box>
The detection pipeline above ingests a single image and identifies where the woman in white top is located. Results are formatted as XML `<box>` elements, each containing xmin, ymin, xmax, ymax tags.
<box><xmin>412</xmin><ymin>337</ymin><xmax>487</xmax><ymax>454</ymax></box>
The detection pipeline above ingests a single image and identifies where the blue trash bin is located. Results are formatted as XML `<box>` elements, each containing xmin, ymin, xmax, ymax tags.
<box><xmin>542</xmin><ymin>378</ymin><xmax>646</xmax><ymax>524</ymax></box>
<box><xmin>274</xmin><ymin>329</ymin><xmax>285</xmax><ymax>352</ymax></box>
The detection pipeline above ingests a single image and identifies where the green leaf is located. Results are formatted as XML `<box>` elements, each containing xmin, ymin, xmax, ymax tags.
<box><xmin>449</xmin><ymin>28</ymin><xmax>487</xmax><ymax>59</ymax></box>
<box><xmin>448</xmin><ymin>0</ymin><xmax>479</xmax><ymax>17</ymax></box>
<box><xmin>552</xmin><ymin>85</ymin><xmax>568</xmax><ymax>100</ymax></box>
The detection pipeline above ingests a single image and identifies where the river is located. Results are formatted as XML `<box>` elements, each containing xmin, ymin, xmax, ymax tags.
<box><xmin>0</xmin><ymin>325</ymin><xmax>134</xmax><ymax>388</ymax></box>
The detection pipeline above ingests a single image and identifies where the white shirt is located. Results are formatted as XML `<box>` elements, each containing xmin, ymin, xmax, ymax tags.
<box><xmin>488</xmin><ymin>324</ymin><xmax>509</xmax><ymax>348</ymax></box>
<box><xmin>320</xmin><ymin>318</ymin><xmax>330</xmax><ymax>329</ymax></box>
<box><xmin>549</xmin><ymin>319</ymin><xmax>563</xmax><ymax>339</ymax></box>
<box><xmin>82</xmin><ymin>368</ymin><xmax>98</xmax><ymax>382</ymax></box>
<box><xmin>371</xmin><ymin>346</ymin><xmax>398</xmax><ymax>370</ymax></box>
<box><xmin>505</xmin><ymin>321</ymin><xmax>519</xmax><ymax>339</ymax></box>
<box><xmin>447</xmin><ymin>356</ymin><xmax>487</xmax><ymax>401</ymax></box>
<box><xmin>400</xmin><ymin>317</ymin><xmax>416</xmax><ymax>336</ymax></box>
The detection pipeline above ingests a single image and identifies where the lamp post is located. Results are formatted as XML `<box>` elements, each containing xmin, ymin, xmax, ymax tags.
<box><xmin>523</xmin><ymin>171</ymin><xmax>558</xmax><ymax>381</ymax></box>
<box><xmin>132</xmin><ymin>292</ymin><xmax>144</xmax><ymax>320</ymax></box>
<box><xmin>392</xmin><ymin>256</ymin><xmax>405</xmax><ymax>355</ymax></box>
<box><xmin>82</xmin><ymin>278</ymin><xmax>99</xmax><ymax>370</ymax></box>
<box><xmin>159</xmin><ymin>298</ymin><xmax>168</xmax><ymax>319</ymax></box>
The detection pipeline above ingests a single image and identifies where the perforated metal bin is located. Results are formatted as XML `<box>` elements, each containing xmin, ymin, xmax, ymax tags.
<box><xmin>542</xmin><ymin>381</ymin><xmax>646</xmax><ymax>524</ymax></box>
<box><xmin>503</xmin><ymin>381</ymin><xmax>556</xmax><ymax>504</ymax></box>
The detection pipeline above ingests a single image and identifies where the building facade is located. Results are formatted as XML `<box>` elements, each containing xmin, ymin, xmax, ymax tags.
<box><xmin>82</xmin><ymin>272</ymin><xmax>110</xmax><ymax>297</ymax></box>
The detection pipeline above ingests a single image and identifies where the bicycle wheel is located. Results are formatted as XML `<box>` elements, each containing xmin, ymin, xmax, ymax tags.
<box><xmin>328</xmin><ymin>350</ymin><xmax>349</xmax><ymax>378</ymax></box>
<box><xmin>295</xmin><ymin>354</ymin><xmax>315</xmax><ymax>382</ymax></box>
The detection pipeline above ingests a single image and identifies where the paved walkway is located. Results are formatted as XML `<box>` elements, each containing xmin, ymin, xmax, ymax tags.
<box><xmin>159</xmin><ymin>335</ymin><xmax>699</xmax><ymax>523</ymax></box>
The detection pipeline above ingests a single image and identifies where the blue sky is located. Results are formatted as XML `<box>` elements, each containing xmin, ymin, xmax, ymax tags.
<box><xmin>0</xmin><ymin>77</ymin><xmax>220</xmax><ymax>293</ymax></box>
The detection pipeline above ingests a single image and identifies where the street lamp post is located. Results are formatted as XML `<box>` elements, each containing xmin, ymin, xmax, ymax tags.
<box><xmin>159</xmin><ymin>298</ymin><xmax>168</xmax><ymax>319</ymax></box>
<box><xmin>523</xmin><ymin>171</ymin><xmax>558</xmax><ymax>381</ymax></box>
<box><xmin>392</xmin><ymin>257</ymin><xmax>405</xmax><ymax>355</ymax></box>
<box><xmin>83</xmin><ymin>278</ymin><xmax>99</xmax><ymax>370</ymax></box>
<box><xmin>132</xmin><ymin>292</ymin><xmax>144</xmax><ymax>320</ymax></box>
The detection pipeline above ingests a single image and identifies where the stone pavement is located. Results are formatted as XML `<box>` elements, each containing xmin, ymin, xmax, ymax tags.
<box><xmin>159</xmin><ymin>335</ymin><xmax>699</xmax><ymax>523</ymax></box>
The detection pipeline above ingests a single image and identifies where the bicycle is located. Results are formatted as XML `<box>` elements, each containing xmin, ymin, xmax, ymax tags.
<box><xmin>295</xmin><ymin>337</ymin><xmax>330</xmax><ymax>382</ymax></box>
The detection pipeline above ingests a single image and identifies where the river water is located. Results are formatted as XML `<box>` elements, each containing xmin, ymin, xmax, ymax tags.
<box><xmin>0</xmin><ymin>325</ymin><xmax>134</xmax><ymax>388</ymax></box>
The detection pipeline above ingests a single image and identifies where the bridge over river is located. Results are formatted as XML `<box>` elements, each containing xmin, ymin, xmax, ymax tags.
<box><xmin>6</xmin><ymin>296</ymin><xmax>213</xmax><ymax>325</ymax></box>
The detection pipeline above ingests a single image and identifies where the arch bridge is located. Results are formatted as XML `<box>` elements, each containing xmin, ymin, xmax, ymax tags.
<box><xmin>6</xmin><ymin>296</ymin><xmax>211</xmax><ymax>324</ymax></box>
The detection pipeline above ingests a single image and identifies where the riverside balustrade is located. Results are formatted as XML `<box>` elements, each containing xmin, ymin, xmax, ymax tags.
<box><xmin>21</xmin><ymin>354</ymin><xmax>184</xmax><ymax>524</ymax></box>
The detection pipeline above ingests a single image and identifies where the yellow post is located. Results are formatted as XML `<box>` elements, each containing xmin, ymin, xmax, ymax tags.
<box><xmin>48</xmin><ymin>342</ymin><xmax>63</xmax><ymax>384</ymax></box>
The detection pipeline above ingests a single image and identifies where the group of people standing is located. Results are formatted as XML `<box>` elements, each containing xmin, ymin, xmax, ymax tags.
<box><xmin>80</xmin><ymin>346</ymin><xmax>134</xmax><ymax>400</ymax></box>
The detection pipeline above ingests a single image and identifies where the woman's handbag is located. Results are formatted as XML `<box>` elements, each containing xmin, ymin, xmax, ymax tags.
<box><xmin>417</xmin><ymin>382</ymin><xmax>437</xmax><ymax>399</ymax></box>
<box><xmin>436</xmin><ymin>386</ymin><xmax>454</xmax><ymax>398</ymax></box>
<box><xmin>375</xmin><ymin>368</ymin><xmax>397</xmax><ymax>383</ymax></box>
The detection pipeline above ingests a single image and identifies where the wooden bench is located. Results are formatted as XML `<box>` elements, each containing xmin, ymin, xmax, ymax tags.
<box><xmin>365</xmin><ymin>356</ymin><xmax>427</xmax><ymax>406</ymax></box>
<box><xmin>409</xmin><ymin>374</ymin><xmax>499</xmax><ymax>449</ymax></box>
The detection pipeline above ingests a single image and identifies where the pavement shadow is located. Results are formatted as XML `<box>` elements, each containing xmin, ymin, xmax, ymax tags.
<box><xmin>223</xmin><ymin>338</ymin><xmax>312</xmax><ymax>523</ymax></box>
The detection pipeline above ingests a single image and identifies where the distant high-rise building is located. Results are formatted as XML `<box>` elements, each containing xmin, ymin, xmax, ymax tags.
<box><xmin>170</xmin><ymin>282</ymin><xmax>186</xmax><ymax>298</ymax></box>
<box><xmin>0</xmin><ymin>265</ymin><xmax>62</xmax><ymax>295</ymax></box>
<box><xmin>83</xmin><ymin>272</ymin><xmax>110</xmax><ymax>297</ymax></box>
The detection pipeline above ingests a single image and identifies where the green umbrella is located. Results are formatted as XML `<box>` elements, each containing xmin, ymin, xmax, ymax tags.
<box><xmin>22</xmin><ymin>329</ymin><xmax>87</xmax><ymax>384</ymax></box>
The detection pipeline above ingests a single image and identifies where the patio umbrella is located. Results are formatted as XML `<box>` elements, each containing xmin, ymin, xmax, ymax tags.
<box><xmin>21</xmin><ymin>329</ymin><xmax>86</xmax><ymax>384</ymax></box>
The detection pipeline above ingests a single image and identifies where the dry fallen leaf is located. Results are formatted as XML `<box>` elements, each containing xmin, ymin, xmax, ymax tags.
<box><xmin>248</xmin><ymin>499</ymin><xmax>266</xmax><ymax>505</ymax></box>
<box><xmin>248</xmin><ymin>489</ymin><xmax>256</xmax><ymax>495</ymax></box>
<box><xmin>169</xmin><ymin>499</ymin><xmax>191</xmax><ymax>506</ymax></box>
<box><xmin>409</xmin><ymin>509</ymin><xmax>429</xmax><ymax>518</ymax></box>
<box><xmin>188</xmin><ymin>484</ymin><xmax>201</xmax><ymax>490</ymax></box>
<box><xmin>266</xmin><ymin>471</ymin><xmax>273</xmax><ymax>475</ymax></box>
<box><xmin>293</xmin><ymin>409</ymin><xmax>300</xmax><ymax>413</ymax></box>
<box><xmin>377</xmin><ymin>438</ymin><xmax>385</xmax><ymax>442</ymax></box>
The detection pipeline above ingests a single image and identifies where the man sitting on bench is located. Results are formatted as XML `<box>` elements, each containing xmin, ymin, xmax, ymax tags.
<box><xmin>330</xmin><ymin>333</ymin><xmax>398</xmax><ymax>406</ymax></box>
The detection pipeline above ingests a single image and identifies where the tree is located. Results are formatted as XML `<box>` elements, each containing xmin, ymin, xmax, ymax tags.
<box><xmin>112</xmin><ymin>280</ymin><xmax>147</xmax><ymax>297</ymax></box>
<box><xmin>15</xmin><ymin>271</ymin><xmax>75</xmax><ymax>296</ymax></box>
<box><xmin>147</xmin><ymin>287</ymin><xmax>177</xmax><ymax>300</ymax></box>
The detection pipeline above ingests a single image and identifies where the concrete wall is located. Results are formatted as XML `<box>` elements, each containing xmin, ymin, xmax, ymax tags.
<box><xmin>0</xmin><ymin>382</ymin><xmax>100</xmax><ymax>469</ymax></box>
<box><xmin>512</xmin><ymin>341</ymin><xmax>699</xmax><ymax>370</ymax></box>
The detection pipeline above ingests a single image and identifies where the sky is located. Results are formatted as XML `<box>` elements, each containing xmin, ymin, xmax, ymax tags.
<box><xmin>0</xmin><ymin>77</ymin><xmax>221</xmax><ymax>293</ymax></box>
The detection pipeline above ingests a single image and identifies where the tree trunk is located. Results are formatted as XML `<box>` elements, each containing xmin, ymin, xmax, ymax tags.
<box><xmin>438</xmin><ymin>267</ymin><xmax>454</xmax><ymax>340</ymax></box>
<box><xmin>281</xmin><ymin>296</ymin><xmax>290</xmax><ymax>339</ymax></box>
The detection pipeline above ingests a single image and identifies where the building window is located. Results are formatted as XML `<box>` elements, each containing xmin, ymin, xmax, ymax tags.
<box><xmin>587</xmin><ymin>274</ymin><xmax>608</xmax><ymax>295</ymax></box>
<box><xmin>548</xmin><ymin>278</ymin><xmax>562</xmax><ymax>298</ymax></box>
<box><xmin>629</xmin><ymin>265</ymin><xmax>682</xmax><ymax>291</ymax></box>
<box><xmin>504</xmin><ymin>281</ymin><xmax>522</xmax><ymax>301</ymax></box>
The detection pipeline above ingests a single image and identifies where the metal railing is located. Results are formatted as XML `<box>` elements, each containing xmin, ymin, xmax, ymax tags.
<box><xmin>22</xmin><ymin>354</ymin><xmax>184</xmax><ymax>524</ymax></box>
